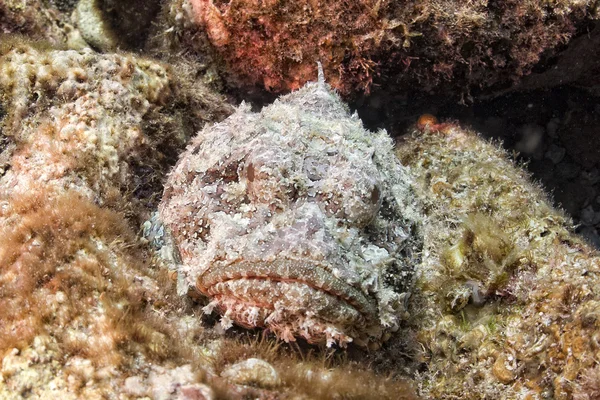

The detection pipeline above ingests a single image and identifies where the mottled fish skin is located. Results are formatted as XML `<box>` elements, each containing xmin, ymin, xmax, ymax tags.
<box><xmin>159</xmin><ymin>70</ymin><xmax>422</xmax><ymax>347</ymax></box>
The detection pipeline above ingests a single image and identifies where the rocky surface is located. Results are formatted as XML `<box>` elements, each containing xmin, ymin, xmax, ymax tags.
<box><xmin>433</xmin><ymin>87</ymin><xmax>600</xmax><ymax>250</ymax></box>
<box><xmin>0</xmin><ymin>0</ymin><xmax>71</xmax><ymax>44</ymax></box>
<box><xmin>0</xmin><ymin>42</ymin><xmax>233</xmax><ymax>399</ymax></box>
<box><xmin>397</xmin><ymin>122</ymin><xmax>600</xmax><ymax>399</ymax></box>
<box><xmin>355</xmin><ymin>84</ymin><xmax>600</xmax><ymax>250</ymax></box>
<box><xmin>1</xmin><ymin>1</ymin><xmax>600</xmax><ymax>399</ymax></box>
<box><xmin>154</xmin><ymin>0</ymin><xmax>599</xmax><ymax>100</ymax></box>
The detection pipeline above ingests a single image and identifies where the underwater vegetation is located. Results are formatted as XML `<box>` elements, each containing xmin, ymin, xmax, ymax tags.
<box><xmin>0</xmin><ymin>42</ymin><xmax>226</xmax><ymax>398</ymax></box>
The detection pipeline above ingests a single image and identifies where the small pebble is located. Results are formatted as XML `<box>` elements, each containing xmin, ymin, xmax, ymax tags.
<box><xmin>545</xmin><ymin>144</ymin><xmax>566</xmax><ymax>164</ymax></box>
<box><xmin>546</xmin><ymin>118</ymin><xmax>560</xmax><ymax>139</ymax></box>
<box><xmin>515</xmin><ymin>123</ymin><xmax>545</xmax><ymax>159</ymax></box>
<box><xmin>179</xmin><ymin>384</ymin><xmax>214</xmax><ymax>400</ymax></box>
<box><xmin>123</xmin><ymin>376</ymin><xmax>147</xmax><ymax>397</ymax></box>
<box><xmin>581</xmin><ymin>168</ymin><xmax>600</xmax><ymax>185</ymax></box>
<box><xmin>221</xmin><ymin>358</ymin><xmax>280</xmax><ymax>389</ymax></box>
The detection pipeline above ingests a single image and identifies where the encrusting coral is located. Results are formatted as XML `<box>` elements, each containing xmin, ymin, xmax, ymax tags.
<box><xmin>159</xmin><ymin>65</ymin><xmax>423</xmax><ymax>348</ymax></box>
<box><xmin>0</xmin><ymin>0</ymin><xmax>71</xmax><ymax>45</ymax></box>
<box><xmin>153</xmin><ymin>0</ymin><xmax>599</xmax><ymax>98</ymax></box>
<box><xmin>395</xmin><ymin>122</ymin><xmax>600</xmax><ymax>399</ymax></box>
<box><xmin>0</xmin><ymin>39</ymin><xmax>232</xmax><ymax>216</ymax></box>
<box><xmin>0</xmin><ymin>42</ymin><xmax>234</xmax><ymax>398</ymax></box>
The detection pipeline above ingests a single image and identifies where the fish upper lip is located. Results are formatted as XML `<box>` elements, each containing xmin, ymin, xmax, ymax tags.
<box><xmin>197</xmin><ymin>257</ymin><xmax>378</xmax><ymax>321</ymax></box>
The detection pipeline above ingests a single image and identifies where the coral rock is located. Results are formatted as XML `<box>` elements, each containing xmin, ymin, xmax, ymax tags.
<box><xmin>396</xmin><ymin>122</ymin><xmax>600</xmax><ymax>399</ymax></box>
<box><xmin>0</xmin><ymin>0</ymin><xmax>71</xmax><ymax>44</ymax></box>
<box><xmin>0</xmin><ymin>43</ymin><xmax>231</xmax><ymax>398</ymax></box>
<box><xmin>160</xmin><ymin>0</ymin><xmax>598</xmax><ymax>98</ymax></box>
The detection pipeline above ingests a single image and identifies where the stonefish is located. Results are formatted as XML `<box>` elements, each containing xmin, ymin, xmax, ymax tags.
<box><xmin>158</xmin><ymin>68</ymin><xmax>422</xmax><ymax>347</ymax></box>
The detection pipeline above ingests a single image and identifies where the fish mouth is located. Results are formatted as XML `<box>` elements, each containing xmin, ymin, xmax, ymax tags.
<box><xmin>197</xmin><ymin>258</ymin><xmax>378</xmax><ymax>325</ymax></box>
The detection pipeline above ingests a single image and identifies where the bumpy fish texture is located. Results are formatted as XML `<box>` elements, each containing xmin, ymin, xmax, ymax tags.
<box><xmin>159</xmin><ymin>71</ymin><xmax>422</xmax><ymax>346</ymax></box>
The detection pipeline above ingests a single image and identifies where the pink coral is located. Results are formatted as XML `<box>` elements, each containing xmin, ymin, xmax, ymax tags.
<box><xmin>179</xmin><ymin>0</ymin><xmax>597</xmax><ymax>97</ymax></box>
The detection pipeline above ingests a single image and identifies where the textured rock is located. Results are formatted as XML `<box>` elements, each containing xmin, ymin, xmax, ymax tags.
<box><xmin>0</xmin><ymin>42</ymin><xmax>232</xmax><ymax>214</ymax></box>
<box><xmin>0</xmin><ymin>43</ymin><xmax>233</xmax><ymax>398</ymax></box>
<box><xmin>396</xmin><ymin>122</ymin><xmax>600</xmax><ymax>399</ymax></box>
<box><xmin>154</xmin><ymin>0</ymin><xmax>598</xmax><ymax>98</ymax></box>
<box><xmin>74</xmin><ymin>0</ymin><xmax>121</xmax><ymax>51</ymax></box>
<box><xmin>0</xmin><ymin>46</ymin><xmax>166</xmax><ymax>201</ymax></box>
<box><xmin>74</xmin><ymin>0</ymin><xmax>163</xmax><ymax>51</ymax></box>
<box><xmin>159</xmin><ymin>67</ymin><xmax>422</xmax><ymax>347</ymax></box>
<box><xmin>0</xmin><ymin>0</ymin><xmax>71</xmax><ymax>44</ymax></box>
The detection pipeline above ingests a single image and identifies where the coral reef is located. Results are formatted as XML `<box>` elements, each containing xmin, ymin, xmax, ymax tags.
<box><xmin>155</xmin><ymin>0</ymin><xmax>599</xmax><ymax>98</ymax></box>
<box><xmin>6</xmin><ymin>0</ymin><xmax>599</xmax><ymax>101</ymax></box>
<box><xmin>0</xmin><ymin>41</ymin><xmax>418</xmax><ymax>400</ymax></box>
<box><xmin>0</xmin><ymin>0</ymin><xmax>72</xmax><ymax>45</ymax></box>
<box><xmin>395</xmin><ymin>122</ymin><xmax>600</xmax><ymax>398</ymax></box>
<box><xmin>159</xmin><ymin>67</ymin><xmax>422</xmax><ymax>348</ymax></box>
<box><xmin>0</xmin><ymin>40</ymin><xmax>232</xmax><ymax>217</ymax></box>
<box><xmin>0</xmin><ymin>43</ymin><xmax>233</xmax><ymax>398</ymax></box>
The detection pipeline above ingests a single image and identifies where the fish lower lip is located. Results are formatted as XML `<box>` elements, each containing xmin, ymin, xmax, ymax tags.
<box><xmin>197</xmin><ymin>258</ymin><xmax>377</xmax><ymax>320</ymax></box>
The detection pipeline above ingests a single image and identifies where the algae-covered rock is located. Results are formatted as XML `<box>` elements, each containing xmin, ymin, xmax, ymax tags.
<box><xmin>0</xmin><ymin>41</ymin><xmax>232</xmax><ymax>215</ymax></box>
<box><xmin>0</xmin><ymin>43</ymin><xmax>234</xmax><ymax>398</ymax></box>
<box><xmin>0</xmin><ymin>0</ymin><xmax>71</xmax><ymax>45</ymax></box>
<box><xmin>154</xmin><ymin>0</ymin><xmax>598</xmax><ymax>98</ymax></box>
<box><xmin>74</xmin><ymin>0</ymin><xmax>162</xmax><ymax>51</ymax></box>
<box><xmin>396</xmin><ymin>122</ymin><xmax>600</xmax><ymax>399</ymax></box>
